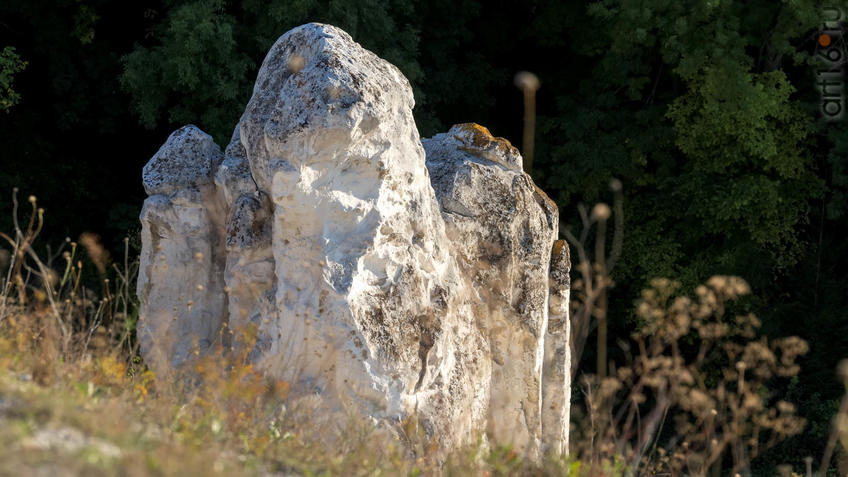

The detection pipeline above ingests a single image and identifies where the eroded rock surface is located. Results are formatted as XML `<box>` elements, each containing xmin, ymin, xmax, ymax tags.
<box><xmin>137</xmin><ymin>22</ymin><xmax>570</xmax><ymax>458</ymax></box>
<box><xmin>424</xmin><ymin>123</ymin><xmax>560</xmax><ymax>456</ymax></box>
<box><xmin>137</xmin><ymin>126</ymin><xmax>228</xmax><ymax>374</ymax></box>
<box><xmin>543</xmin><ymin>239</ymin><xmax>572</xmax><ymax>455</ymax></box>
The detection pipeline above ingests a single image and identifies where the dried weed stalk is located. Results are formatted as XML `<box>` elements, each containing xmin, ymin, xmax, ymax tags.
<box><xmin>0</xmin><ymin>188</ymin><xmax>139</xmax><ymax>380</ymax></box>
<box><xmin>564</xmin><ymin>189</ymin><xmax>808</xmax><ymax>476</ymax></box>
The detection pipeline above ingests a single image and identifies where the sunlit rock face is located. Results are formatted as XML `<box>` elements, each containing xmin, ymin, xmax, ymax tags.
<box><xmin>137</xmin><ymin>22</ymin><xmax>570</xmax><ymax>458</ymax></box>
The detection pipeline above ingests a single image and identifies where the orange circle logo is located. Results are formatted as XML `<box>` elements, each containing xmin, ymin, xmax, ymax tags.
<box><xmin>820</xmin><ymin>34</ymin><xmax>832</xmax><ymax>47</ymax></box>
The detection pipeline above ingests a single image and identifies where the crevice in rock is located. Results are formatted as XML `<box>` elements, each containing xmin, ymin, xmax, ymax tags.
<box><xmin>414</xmin><ymin>329</ymin><xmax>434</xmax><ymax>392</ymax></box>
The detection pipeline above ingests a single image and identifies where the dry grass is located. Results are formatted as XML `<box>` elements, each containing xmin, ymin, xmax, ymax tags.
<box><xmin>0</xmin><ymin>187</ymin><xmax>843</xmax><ymax>476</ymax></box>
<box><xmin>569</xmin><ymin>276</ymin><xmax>808</xmax><ymax>476</ymax></box>
<box><xmin>561</xmin><ymin>187</ymin><xmax>821</xmax><ymax>477</ymax></box>
<box><xmin>0</xmin><ymin>190</ymin><xmax>560</xmax><ymax>476</ymax></box>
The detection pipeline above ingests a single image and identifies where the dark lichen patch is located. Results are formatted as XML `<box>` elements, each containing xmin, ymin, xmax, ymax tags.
<box><xmin>430</xmin><ymin>286</ymin><xmax>448</xmax><ymax>311</ymax></box>
<box><xmin>550</xmin><ymin>239</ymin><xmax>571</xmax><ymax>276</ymax></box>
<box><xmin>225</xmin><ymin>195</ymin><xmax>270</xmax><ymax>249</ymax></box>
<box><xmin>414</xmin><ymin>318</ymin><xmax>436</xmax><ymax>392</ymax></box>
<box><xmin>358</xmin><ymin>305</ymin><xmax>398</xmax><ymax>361</ymax></box>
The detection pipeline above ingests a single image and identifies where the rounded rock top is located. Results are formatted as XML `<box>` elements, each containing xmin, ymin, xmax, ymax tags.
<box><xmin>142</xmin><ymin>125</ymin><xmax>224</xmax><ymax>196</ymax></box>
<box><xmin>423</xmin><ymin>123</ymin><xmax>524</xmax><ymax>172</ymax></box>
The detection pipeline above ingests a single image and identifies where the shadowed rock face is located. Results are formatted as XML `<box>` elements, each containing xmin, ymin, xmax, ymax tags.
<box><xmin>423</xmin><ymin>124</ymin><xmax>565</xmax><ymax>456</ymax></box>
<box><xmin>137</xmin><ymin>23</ymin><xmax>570</xmax><ymax>458</ymax></box>
<box><xmin>137</xmin><ymin>126</ymin><xmax>228</xmax><ymax>374</ymax></box>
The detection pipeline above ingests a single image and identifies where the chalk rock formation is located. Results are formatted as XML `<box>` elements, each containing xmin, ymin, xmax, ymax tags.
<box><xmin>423</xmin><ymin>124</ymin><xmax>562</xmax><ymax>455</ymax></box>
<box><xmin>238</xmin><ymin>23</ymin><xmax>492</xmax><ymax>449</ymax></box>
<box><xmin>214</xmin><ymin>129</ymin><xmax>275</xmax><ymax>355</ymax></box>
<box><xmin>543</xmin><ymin>239</ymin><xmax>571</xmax><ymax>455</ymax></box>
<box><xmin>137</xmin><ymin>126</ymin><xmax>228</xmax><ymax>374</ymax></box>
<box><xmin>136</xmin><ymin>22</ymin><xmax>570</xmax><ymax>457</ymax></box>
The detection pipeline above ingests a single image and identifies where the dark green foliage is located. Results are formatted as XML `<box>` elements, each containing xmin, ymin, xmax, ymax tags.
<box><xmin>0</xmin><ymin>0</ymin><xmax>160</xmax><ymax>249</ymax></box>
<box><xmin>121</xmin><ymin>0</ymin><xmax>422</xmax><ymax>143</ymax></box>
<box><xmin>0</xmin><ymin>46</ymin><xmax>26</xmax><ymax>112</ymax></box>
<box><xmin>534</xmin><ymin>0</ymin><xmax>828</xmax><ymax>287</ymax></box>
<box><xmin>525</xmin><ymin>1</ymin><xmax>848</xmax><ymax>472</ymax></box>
<box><xmin>121</xmin><ymin>0</ymin><xmax>253</xmax><ymax>143</ymax></box>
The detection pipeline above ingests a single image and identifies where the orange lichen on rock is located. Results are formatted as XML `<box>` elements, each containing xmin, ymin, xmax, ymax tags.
<box><xmin>552</xmin><ymin>238</ymin><xmax>567</xmax><ymax>257</ymax></box>
<box><xmin>454</xmin><ymin>122</ymin><xmax>516</xmax><ymax>149</ymax></box>
<box><xmin>450</xmin><ymin>123</ymin><xmax>523</xmax><ymax>171</ymax></box>
<box><xmin>455</xmin><ymin>123</ymin><xmax>495</xmax><ymax>146</ymax></box>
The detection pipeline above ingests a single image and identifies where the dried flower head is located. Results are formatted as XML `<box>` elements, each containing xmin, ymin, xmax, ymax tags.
<box><xmin>513</xmin><ymin>71</ymin><xmax>540</xmax><ymax>92</ymax></box>
<box><xmin>79</xmin><ymin>232</ymin><xmax>107</xmax><ymax>275</ymax></box>
<box><xmin>591</xmin><ymin>203</ymin><xmax>611</xmax><ymax>221</ymax></box>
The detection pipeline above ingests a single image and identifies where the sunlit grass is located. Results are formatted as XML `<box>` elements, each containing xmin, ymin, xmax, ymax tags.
<box><xmin>0</xmin><ymin>188</ymin><xmax>842</xmax><ymax>476</ymax></box>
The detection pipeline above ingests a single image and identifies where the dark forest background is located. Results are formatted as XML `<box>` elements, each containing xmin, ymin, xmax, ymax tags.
<box><xmin>1</xmin><ymin>0</ymin><xmax>847</xmax><ymax>473</ymax></box>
